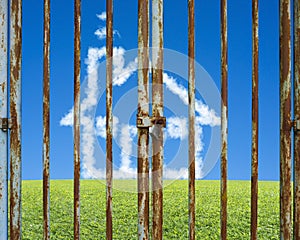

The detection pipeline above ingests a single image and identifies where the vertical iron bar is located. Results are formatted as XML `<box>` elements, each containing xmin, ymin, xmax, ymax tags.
<box><xmin>74</xmin><ymin>0</ymin><xmax>81</xmax><ymax>239</ymax></box>
<box><xmin>152</xmin><ymin>0</ymin><xmax>163</xmax><ymax>239</ymax></box>
<box><xmin>137</xmin><ymin>0</ymin><xmax>149</xmax><ymax>239</ymax></box>
<box><xmin>251</xmin><ymin>0</ymin><xmax>259</xmax><ymax>239</ymax></box>
<box><xmin>294</xmin><ymin>0</ymin><xmax>300</xmax><ymax>238</ymax></box>
<box><xmin>280</xmin><ymin>0</ymin><xmax>292</xmax><ymax>239</ymax></box>
<box><xmin>221</xmin><ymin>0</ymin><xmax>228</xmax><ymax>239</ymax></box>
<box><xmin>43</xmin><ymin>0</ymin><xmax>50</xmax><ymax>239</ymax></box>
<box><xmin>106</xmin><ymin>0</ymin><xmax>113</xmax><ymax>239</ymax></box>
<box><xmin>9</xmin><ymin>0</ymin><xmax>22</xmax><ymax>239</ymax></box>
<box><xmin>188</xmin><ymin>0</ymin><xmax>195</xmax><ymax>239</ymax></box>
<box><xmin>0</xmin><ymin>0</ymin><xmax>8</xmax><ymax>239</ymax></box>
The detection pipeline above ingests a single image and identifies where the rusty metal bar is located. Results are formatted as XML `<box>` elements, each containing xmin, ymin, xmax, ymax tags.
<box><xmin>251</xmin><ymin>0</ymin><xmax>259</xmax><ymax>239</ymax></box>
<box><xmin>294</xmin><ymin>0</ymin><xmax>300</xmax><ymax>238</ymax></box>
<box><xmin>9</xmin><ymin>0</ymin><xmax>22</xmax><ymax>239</ymax></box>
<box><xmin>188</xmin><ymin>0</ymin><xmax>195</xmax><ymax>239</ymax></box>
<box><xmin>106</xmin><ymin>0</ymin><xmax>113</xmax><ymax>239</ymax></box>
<box><xmin>43</xmin><ymin>0</ymin><xmax>50</xmax><ymax>239</ymax></box>
<box><xmin>221</xmin><ymin>0</ymin><xmax>228</xmax><ymax>239</ymax></box>
<box><xmin>137</xmin><ymin>0</ymin><xmax>149</xmax><ymax>239</ymax></box>
<box><xmin>280</xmin><ymin>0</ymin><xmax>292</xmax><ymax>239</ymax></box>
<box><xmin>74</xmin><ymin>0</ymin><xmax>81</xmax><ymax>239</ymax></box>
<box><xmin>0</xmin><ymin>0</ymin><xmax>8</xmax><ymax>239</ymax></box>
<box><xmin>151</xmin><ymin>0</ymin><xmax>163</xmax><ymax>239</ymax></box>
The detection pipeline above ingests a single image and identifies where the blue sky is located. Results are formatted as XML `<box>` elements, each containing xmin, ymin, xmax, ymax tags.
<box><xmin>21</xmin><ymin>0</ymin><xmax>280</xmax><ymax>180</ymax></box>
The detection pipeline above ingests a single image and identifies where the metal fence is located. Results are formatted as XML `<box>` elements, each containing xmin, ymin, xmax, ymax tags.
<box><xmin>0</xmin><ymin>0</ymin><xmax>299</xmax><ymax>239</ymax></box>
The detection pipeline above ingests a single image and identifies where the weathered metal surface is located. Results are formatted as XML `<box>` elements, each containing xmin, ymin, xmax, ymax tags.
<box><xmin>294</xmin><ymin>0</ymin><xmax>300</xmax><ymax>238</ymax></box>
<box><xmin>280</xmin><ymin>0</ymin><xmax>292</xmax><ymax>239</ymax></box>
<box><xmin>251</xmin><ymin>0</ymin><xmax>259</xmax><ymax>239</ymax></box>
<box><xmin>9</xmin><ymin>0</ymin><xmax>22</xmax><ymax>239</ymax></box>
<box><xmin>137</xmin><ymin>0</ymin><xmax>149</xmax><ymax>239</ymax></box>
<box><xmin>188</xmin><ymin>0</ymin><xmax>195</xmax><ymax>239</ymax></box>
<box><xmin>221</xmin><ymin>0</ymin><xmax>228</xmax><ymax>239</ymax></box>
<box><xmin>43</xmin><ymin>0</ymin><xmax>50</xmax><ymax>239</ymax></box>
<box><xmin>74</xmin><ymin>0</ymin><xmax>81</xmax><ymax>239</ymax></box>
<box><xmin>1</xmin><ymin>1</ymin><xmax>296</xmax><ymax>239</ymax></box>
<box><xmin>0</xmin><ymin>0</ymin><xmax>8</xmax><ymax>239</ymax></box>
<box><xmin>151</xmin><ymin>0</ymin><xmax>163</xmax><ymax>239</ymax></box>
<box><xmin>106</xmin><ymin>0</ymin><xmax>113</xmax><ymax>239</ymax></box>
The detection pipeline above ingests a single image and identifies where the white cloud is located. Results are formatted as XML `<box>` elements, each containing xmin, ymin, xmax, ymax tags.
<box><xmin>82</xmin><ymin>47</ymin><xmax>106</xmax><ymax>112</ymax></box>
<box><xmin>61</xmin><ymin>45</ymin><xmax>137</xmax><ymax>179</ymax></box>
<box><xmin>95</xmin><ymin>115</ymin><xmax>119</xmax><ymax>138</ymax></box>
<box><xmin>113</xmin><ymin>48</ymin><xmax>137</xmax><ymax>86</ymax></box>
<box><xmin>93</xmin><ymin>120</ymin><xmax>138</xmax><ymax>178</ymax></box>
<box><xmin>94</xmin><ymin>11</ymin><xmax>120</xmax><ymax>40</ymax></box>
<box><xmin>95</xmin><ymin>116</ymin><xmax>106</xmax><ymax>138</ymax></box>
<box><xmin>94</xmin><ymin>27</ymin><xmax>107</xmax><ymax>40</ymax></box>
<box><xmin>164</xmin><ymin>73</ymin><xmax>220</xmax><ymax>127</ymax></box>
<box><xmin>163</xmin><ymin>73</ymin><xmax>188</xmax><ymax>105</ymax></box>
<box><xmin>119</xmin><ymin>124</ymin><xmax>137</xmax><ymax>174</ymax></box>
<box><xmin>80</xmin><ymin>47</ymin><xmax>106</xmax><ymax>179</ymax></box>
<box><xmin>163</xmin><ymin>117</ymin><xmax>204</xmax><ymax>179</ymax></box>
<box><xmin>195</xmin><ymin>122</ymin><xmax>204</xmax><ymax>178</ymax></box>
<box><xmin>60</xmin><ymin>108</ymin><xmax>73</xmax><ymax>126</ymax></box>
<box><xmin>195</xmin><ymin>102</ymin><xmax>220</xmax><ymax>126</ymax></box>
<box><xmin>95</xmin><ymin>27</ymin><xmax>120</xmax><ymax>40</ymax></box>
<box><xmin>97</xmin><ymin>12</ymin><xmax>106</xmax><ymax>21</ymax></box>
<box><xmin>80</xmin><ymin>46</ymin><xmax>136</xmax><ymax>114</ymax></box>
<box><xmin>163</xmin><ymin>166</ymin><xmax>188</xmax><ymax>179</ymax></box>
<box><xmin>166</xmin><ymin>116</ymin><xmax>188</xmax><ymax>140</ymax></box>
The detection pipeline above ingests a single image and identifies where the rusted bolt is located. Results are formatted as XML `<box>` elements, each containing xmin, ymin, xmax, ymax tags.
<box><xmin>0</xmin><ymin>118</ymin><xmax>11</xmax><ymax>132</ymax></box>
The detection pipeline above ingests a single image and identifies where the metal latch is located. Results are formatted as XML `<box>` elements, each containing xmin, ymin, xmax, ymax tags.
<box><xmin>136</xmin><ymin>116</ymin><xmax>166</xmax><ymax>128</ymax></box>
<box><xmin>293</xmin><ymin>119</ymin><xmax>300</xmax><ymax>132</ymax></box>
<box><xmin>0</xmin><ymin>118</ymin><xmax>12</xmax><ymax>132</ymax></box>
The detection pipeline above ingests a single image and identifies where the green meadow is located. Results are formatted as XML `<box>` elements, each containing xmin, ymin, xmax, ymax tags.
<box><xmin>20</xmin><ymin>180</ymin><xmax>279</xmax><ymax>239</ymax></box>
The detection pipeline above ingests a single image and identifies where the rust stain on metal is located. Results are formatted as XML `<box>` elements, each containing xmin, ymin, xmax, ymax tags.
<box><xmin>137</xmin><ymin>0</ymin><xmax>149</xmax><ymax>239</ymax></box>
<box><xmin>106</xmin><ymin>0</ymin><xmax>113</xmax><ymax>239</ymax></box>
<box><xmin>9</xmin><ymin>0</ymin><xmax>22</xmax><ymax>239</ymax></box>
<box><xmin>9</xmin><ymin>13</ymin><xmax>21</xmax><ymax>240</ymax></box>
<box><xmin>280</xmin><ymin>0</ymin><xmax>292</xmax><ymax>239</ymax></box>
<box><xmin>74</xmin><ymin>0</ymin><xmax>81</xmax><ymax>239</ymax></box>
<box><xmin>251</xmin><ymin>0</ymin><xmax>259</xmax><ymax>239</ymax></box>
<box><xmin>43</xmin><ymin>0</ymin><xmax>50</xmax><ymax>239</ymax></box>
<box><xmin>151</xmin><ymin>0</ymin><xmax>163</xmax><ymax>239</ymax></box>
<box><xmin>0</xmin><ymin>1</ymin><xmax>8</xmax><ymax>239</ymax></box>
<box><xmin>294</xmin><ymin>0</ymin><xmax>300</xmax><ymax>239</ymax></box>
<box><xmin>137</xmin><ymin>131</ymin><xmax>149</xmax><ymax>240</ymax></box>
<box><xmin>221</xmin><ymin>0</ymin><xmax>228</xmax><ymax>239</ymax></box>
<box><xmin>188</xmin><ymin>0</ymin><xmax>195</xmax><ymax>239</ymax></box>
<box><xmin>1</xmin><ymin>82</ymin><xmax>5</xmax><ymax>95</ymax></box>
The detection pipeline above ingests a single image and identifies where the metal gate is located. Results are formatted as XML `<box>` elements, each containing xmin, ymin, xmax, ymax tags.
<box><xmin>0</xmin><ymin>0</ymin><xmax>299</xmax><ymax>239</ymax></box>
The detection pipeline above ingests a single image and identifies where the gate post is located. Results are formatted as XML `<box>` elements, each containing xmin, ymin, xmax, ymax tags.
<box><xmin>279</xmin><ymin>0</ymin><xmax>292</xmax><ymax>239</ymax></box>
<box><xmin>9</xmin><ymin>0</ymin><xmax>22</xmax><ymax>238</ymax></box>
<box><xmin>0</xmin><ymin>0</ymin><xmax>8</xmax><ymax>239</ymax></box>
<box><xmin>106</xmin><ymin>0</ymin><xmax>113</xmax><ymax>239</ymax></box>
<box><xmin>251</xmin><ymin>0</ymin><xmax>259</xmax><ymax>239</ymax></box>
<box><xmin>43</xmin><ymin>0</ymin><xmax>51</xmax><ymax>239</ymax></box>
<box><xmin>293</xmin><ymin>0</ymin><xmax>300</xmax><ymax>238</ymax></box>
<box><xmin>137</xmin><ymin>0</ymin><xmax>150</xmax><ymax>239</ymax></box>
<box><xmin>73</xmin><ymin>0</ymin><xmax>81</xmax><ymax>239</ymax></box>
<box><xmin>152</xmin><ymin>0</ymin><xmax>164</xmax><ymax>239</ymax></box>
<box><xmin>220</xmin><ymin>0</ymin><xmax>228</xmax><ymax>239</ymax></box>
<box><xmin>187</xmin><ymin>0</ymin><xmax>195</xmax><ymax>239</ymax></box>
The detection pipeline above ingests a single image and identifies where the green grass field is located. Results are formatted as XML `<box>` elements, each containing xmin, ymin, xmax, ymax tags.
<box><xmin>20</xmin><ymin>180</ymin><xmax>279</xmax><ymax>239</ymax></box>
